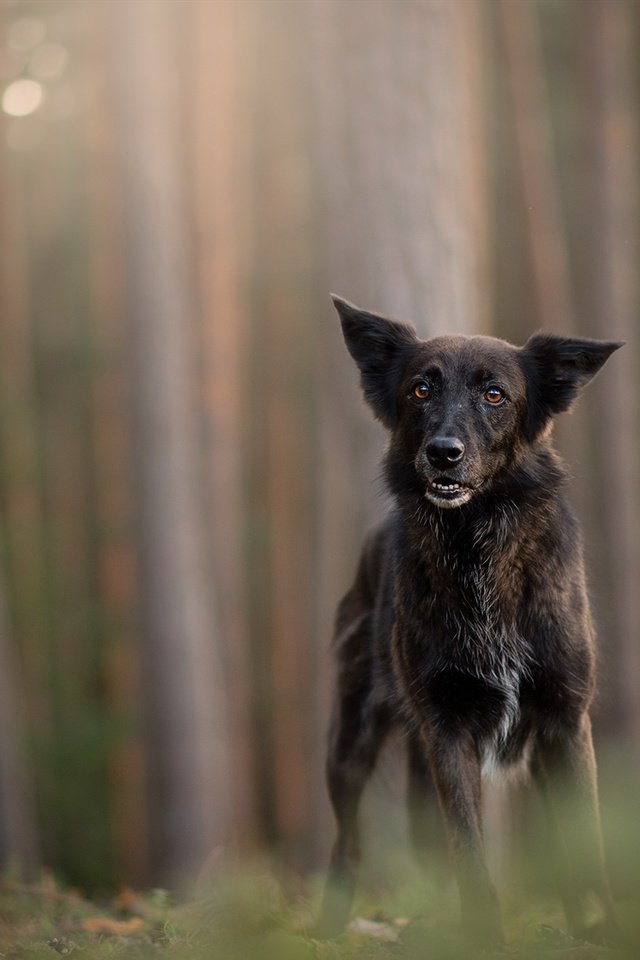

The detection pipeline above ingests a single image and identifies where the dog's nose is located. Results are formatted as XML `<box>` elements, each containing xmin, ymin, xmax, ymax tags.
<box><xmin>426</xmin><ymin>436</ymin><xmax>465</xmax><ymax>469</ymax></box>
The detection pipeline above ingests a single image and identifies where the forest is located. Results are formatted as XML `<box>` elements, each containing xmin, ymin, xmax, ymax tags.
<box><xmin>0</xmin><ymin>0</ymin><xmax>639</xmax><ymax>957</ymax></box>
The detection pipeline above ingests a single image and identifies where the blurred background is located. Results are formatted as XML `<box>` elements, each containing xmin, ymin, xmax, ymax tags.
<box><xmin>0</xmin><ymin>0</ymin><xmax>638</xmax><ymax>899</ymax></box>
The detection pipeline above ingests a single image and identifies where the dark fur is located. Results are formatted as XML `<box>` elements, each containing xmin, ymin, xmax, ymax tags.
<box><xmin>317</xmin><ymin>296</ymin><xmax>623</xmax><ymax>946</ymax></box>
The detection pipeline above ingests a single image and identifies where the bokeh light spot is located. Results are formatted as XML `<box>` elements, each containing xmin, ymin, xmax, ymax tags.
<box><xmin>2</xmin><ymin>78</ymin><xmax>44</xmax><ymax>117</ymax></box>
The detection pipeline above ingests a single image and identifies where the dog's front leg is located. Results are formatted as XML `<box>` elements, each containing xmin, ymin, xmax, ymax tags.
<box><xmin>424</xmin><ymin>729</ymin><xmax>504</xmax><ymax>947</ymax></box>
<box><xmin>532</xmin><ymin>714</ymin><xmax>620</xmax><ymax>944</ymax></box>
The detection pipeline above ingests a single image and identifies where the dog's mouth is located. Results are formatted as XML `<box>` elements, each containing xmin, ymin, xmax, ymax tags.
<box><xmin>425</xmin><ymin>477</ymin><xmax>474</xmax><ymax>508</ymax></box>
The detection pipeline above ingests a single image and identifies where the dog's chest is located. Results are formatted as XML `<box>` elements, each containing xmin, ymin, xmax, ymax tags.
<box><xmin>401</xmin><ymin>523</ymin><xmax>532</xmax><ymax>766</ymax></box>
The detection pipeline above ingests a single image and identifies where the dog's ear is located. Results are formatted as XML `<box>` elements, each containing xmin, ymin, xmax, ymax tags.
<box><xmin>332</xmin><ymin>294</ymin><xmax>419</xmax><ymax>428</ymax></box>
<box><xmin>521</xmin><ymin>332</ymin><xmax>624</xmax><ymax>439</ymax></box>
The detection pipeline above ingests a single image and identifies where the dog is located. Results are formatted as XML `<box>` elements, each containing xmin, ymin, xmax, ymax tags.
<box><xmin>316</xmin><ymin>295</ymin><xmax>623</xmax><ymax>947</ymax></box>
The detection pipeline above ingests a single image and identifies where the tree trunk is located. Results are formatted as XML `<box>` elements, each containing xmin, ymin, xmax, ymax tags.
<box><xmin>108</xmin><ymin>0</ymin><xmax>230</xmax><ymax>887</ymax></box>
<box><xmin>499</xmin><ymin>0</ymin><xmax>575</xmax><ymax>335</ymax></box>
<box><xmin>184</xmin><ymin>0</ymin><xmax>258</xmax><ymax>857</ymax></box>
<box><xmin>0</xmin><ymin>83</ymin><xmax>42</xmax><ymax>882</ymax></box>
<box><xmin>85</xmin><ymin>4</ymin><xmax>148</xmax><ymax>886</ymax></box>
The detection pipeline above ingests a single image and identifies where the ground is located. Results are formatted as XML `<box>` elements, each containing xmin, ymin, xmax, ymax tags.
<box><xmin>1</xmin><ymin>870</ymin><xmax>636</xmax><ymax>960</ymax></box>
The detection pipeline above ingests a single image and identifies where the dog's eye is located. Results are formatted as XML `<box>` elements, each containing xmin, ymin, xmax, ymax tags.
<box><xmin>484</xmin><ymin>386</ymin><xmax>506</xmax><ymax>405</ymax></box>
<box><xmin>413</xmin><ymin>382</ymin><xmax>431</xmax><ymax>400</ymax></box>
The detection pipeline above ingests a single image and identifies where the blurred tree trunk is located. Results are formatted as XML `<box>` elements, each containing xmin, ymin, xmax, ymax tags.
<box><xmin>109</xmin><ymin>0</ymin><xmax>230</xmax><ymax>886</ymax></box>
<box><xmin>185</xmin><ymin>0</ymin><xmax>257</xmax><ymax>857</ymax></box>
<box><xmin>308</xmin><ymin>0</ymin><xmax>488</xmax><ymax>330</ymax></box>
<box><xmin>0</xmin><ymin>109</ymin><xmax>42</xmax><ymax>880</ymax></box>
<box><xmin>228</xmin><ymin>0</ymin><xmax>318</xmax><ymax>866</ymax></box>
<box><xmin>85</xmin><ymin>8</ymin><xmax>148</xmax><ymax>885</ymax></box>
<box><xmin>499</xmin><ymin>0</ymin><xmax>575</xmax><ymax>335</ymax></box>
<box><xmin>579</xmin><ymin>0</ymin><xmax>640</xmax><ymax>750</ymax></box>
<box><xmin>0</xmin><ymin>564</ymin><xmax>39</xmax><ymax>876</ymax></box>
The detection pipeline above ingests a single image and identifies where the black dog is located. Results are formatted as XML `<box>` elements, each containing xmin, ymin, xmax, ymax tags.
<box><xmin>317</xmin><ymin>296</ymin><xmax>623</xmax><ymax>946</ymax></box>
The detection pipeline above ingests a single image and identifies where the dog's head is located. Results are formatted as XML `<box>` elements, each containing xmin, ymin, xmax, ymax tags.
<box><xmin>333</xmin><ymin>295</ymin><xmax>623</xmax><ymax>510</ymax></box>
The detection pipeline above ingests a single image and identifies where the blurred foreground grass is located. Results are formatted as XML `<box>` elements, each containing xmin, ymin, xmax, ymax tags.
<box><xmin>2</xmin><ymin>758</ymin><xmax>638</xmax><ymax>959</ymax></box>
<box><xmin>1</xmin><ymin>865</ymin><xmax>638</xmax><ymax>960</ymax></box>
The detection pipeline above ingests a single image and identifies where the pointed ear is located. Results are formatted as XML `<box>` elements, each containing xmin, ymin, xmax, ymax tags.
<box><xmin>331</xmin><ymin>294</ymin><xmax>419</xmax><ymax>428</ymax></box>
<box><xmin>520</xmin><ymin>332</ymin><xmax>624</xmax><ymax>439</ymax></box>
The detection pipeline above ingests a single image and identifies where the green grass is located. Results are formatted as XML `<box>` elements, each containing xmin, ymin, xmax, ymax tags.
<box><xmin>1</xmin><ymin>867</ymin><xmax>637</xmax><ymax>960</ymax></box>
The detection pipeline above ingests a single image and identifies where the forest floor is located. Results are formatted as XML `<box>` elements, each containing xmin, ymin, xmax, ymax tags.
<box><xmin>1</xmin><ymin>870</ymin><xmax>637</xmax><ymax>960</ymax></box>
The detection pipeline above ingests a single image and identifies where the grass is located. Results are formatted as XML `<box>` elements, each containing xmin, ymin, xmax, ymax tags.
<box><xmin>3</xmin><ymin>762</ymin><xmax>639</xmax><ymax>960</ymax></box>
<box><xmin>1</xmin><ymin>864</ymin><xmax>637</xmax><ymax>960</ymax></box>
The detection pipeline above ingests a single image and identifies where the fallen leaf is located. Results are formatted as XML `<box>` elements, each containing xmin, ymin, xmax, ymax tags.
<box><xmin>82</xmin><ymin>917</ymin><xmax>145</xmax><ymax>935</ymax></box>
